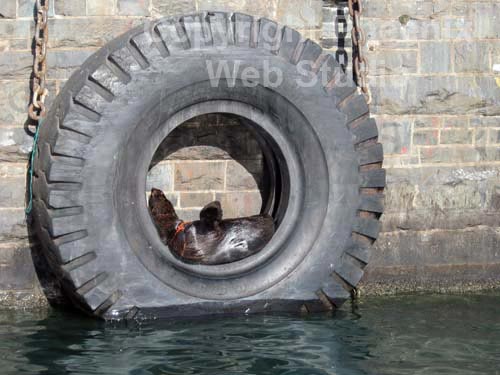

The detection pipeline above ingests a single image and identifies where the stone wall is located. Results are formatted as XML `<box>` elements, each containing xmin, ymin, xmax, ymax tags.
<box><xmin>146</xmin><ymin>114</ymin><xmax>264</xmax><ymax>221</ymax></box>
<box><xmin>0</xmin><ymin>0</ymin><xmax>499</xmax><ymax>306</ymax></box>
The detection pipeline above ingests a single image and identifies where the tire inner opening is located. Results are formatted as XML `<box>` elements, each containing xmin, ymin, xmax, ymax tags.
<box><xmin>145</xmin><ymin>113</ymin><xmax>287</xmax><ymax>266</ymax></box>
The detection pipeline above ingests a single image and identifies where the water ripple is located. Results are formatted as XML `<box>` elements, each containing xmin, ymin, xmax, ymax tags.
<box><xmin>0</xmin><ymin>293</ymin><xmax>499</xmax><ymax>374</ymax></box>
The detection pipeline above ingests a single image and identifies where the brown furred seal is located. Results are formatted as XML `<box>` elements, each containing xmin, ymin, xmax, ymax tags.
<box><xmin>148</xmin><ymin>188</ymin><xmax>275</xmax><ymax>265</ymax></box>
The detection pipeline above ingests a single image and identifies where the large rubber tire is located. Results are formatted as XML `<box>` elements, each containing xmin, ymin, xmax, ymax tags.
<box><xmin>31</xmin><ymin>12</ymin><xmax>385</xmax><ymax>320</ymax></box>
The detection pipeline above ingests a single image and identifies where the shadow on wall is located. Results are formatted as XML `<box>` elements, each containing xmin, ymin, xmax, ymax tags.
<box><xmin>147</xmin><ymin>114</ymin><xmax>271</xmax><ymax>221</ymax></box>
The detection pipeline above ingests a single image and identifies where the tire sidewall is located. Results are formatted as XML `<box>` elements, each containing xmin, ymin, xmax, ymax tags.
<box><xmin>79</xmin><ymin>50</ymin><xmax>359</xmax><ymax>302</ymax></box>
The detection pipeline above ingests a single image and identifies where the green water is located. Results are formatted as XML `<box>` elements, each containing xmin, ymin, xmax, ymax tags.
<box><xmin>1</xmin><ymin>293</ymin><xmax>499</xmax><ymax>375</ymax></box>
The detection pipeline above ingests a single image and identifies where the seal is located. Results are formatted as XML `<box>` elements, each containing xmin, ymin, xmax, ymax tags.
<box><xmin>148</xmin><ymin>188</ymin><xmax>275</xmax><ymax>265</ymax></box>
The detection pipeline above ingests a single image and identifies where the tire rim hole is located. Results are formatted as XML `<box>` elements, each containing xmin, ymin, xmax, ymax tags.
<box><xmin>145</xmin><ymin>112</ymin><xmax>286</xmax><ymax>265</ymax></box>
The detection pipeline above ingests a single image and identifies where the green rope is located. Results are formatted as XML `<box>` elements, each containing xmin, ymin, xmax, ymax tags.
<box><xmin>25</xmin><ymin>119</ymin><xmax>42</xmax><ymax>215</ymax></box>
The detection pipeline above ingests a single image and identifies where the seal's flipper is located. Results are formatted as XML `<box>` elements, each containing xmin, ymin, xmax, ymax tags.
<box><xmin>200</xmin><ymin>201</ymin><xmax>223</xmax><ymax>223</ymax></box>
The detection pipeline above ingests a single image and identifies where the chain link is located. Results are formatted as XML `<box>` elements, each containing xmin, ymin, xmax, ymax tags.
<box><xmin>28</xmin><ymin>0</ymin><xmax>50</xmax><ymax>121</ymax></box>
<box><xmin>348</xmin><ymin>0</ymin><xmax>371</xmax><ymax>104</ymax></box>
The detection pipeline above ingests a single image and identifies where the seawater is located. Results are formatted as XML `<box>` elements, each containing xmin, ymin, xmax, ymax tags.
<box><xmin>1</xmin><ymin>293</ymin><xmax>499</xmax><ymax>374</ymax></box>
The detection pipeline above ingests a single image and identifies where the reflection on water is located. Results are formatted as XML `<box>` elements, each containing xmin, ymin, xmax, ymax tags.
<box><xmin>1</xmin><ymin>293</ymin><xmax>499</xmax><ymax>375</ymax></box>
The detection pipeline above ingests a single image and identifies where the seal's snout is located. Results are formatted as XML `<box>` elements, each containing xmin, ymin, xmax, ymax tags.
<box><xmin>149</xmin><ymin>188</ymin><xmax>177</xmax><ymax>217</ymax></box>
<box><xmin>150</xmin><ymin>188</ymin><xmax>163</xmax><ymax>198</ymax></box>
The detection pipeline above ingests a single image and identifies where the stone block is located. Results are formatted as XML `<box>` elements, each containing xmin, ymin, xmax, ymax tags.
<box><xmin>146</xmin><ymin>162</ymin><xmax>174</xmax><ymax>192</ymax></box>
<box><xmin>0</xmin><ymin>163</ymin><xmax>26</xmax><ymax>177</ymax></box>
<box><xmin>420</xmin><ymin>41</ymin><xmax>451</xmax><ymax>73</ymax></box>
<box><xmin>364</xmin><ymin>19</ymin><xmax>402</xmax><ymax>41</ymax></box>
<box><xmin>431</xmin><ymin>0</ymin><xmax>451</xmax><ymax>16</ymax></box>
<box><xmin>382</xmin><ymin>181</ymin><xmax>417</xmax><ymax>213</ymax></box>
<box><xmin>0</xmin><ymin>0</ymin><xmax>16</xmax><ymax>18</ymax></box>
<box><xmin>167</xmin><ymin>192</ymin><xmax>180</xmax><ymax>206</ymax></box>
<box><xmin>14</xmin><ymin>38</ymin><xmax>28</xmax><ymax>50</ymax></box>
<box><xmin>322</xmin><ymin>5</ymin><xmax>351</xmax><ymax>25</ymax></box>
<box><xmin>154</xmin><ymin>115</ymin><xmax>262</xmax><ymax>162</ymax></box>
<box><xmin>176</xmin><ymin>208</ymin><xmax>201</xmax><ymax>222</ymax></box>
<box><xmin>117</xmin><ymin>0</ymin><xmax>150</xmax><ymax>16</ymax></box>
<box><xmin>450</xmin><ymin>1</ymin><xmax>467</xmax><ymax>16</ymax></box>
<box><xmin>372</xmin><ymin>41</ymin><xmax>419</xmax><ymax>50</ymax></box>
<box><xmin>474</xmin><ymin>129</ymin><xmax>488</xmax><ymax>146</ymax></box>
<box><xmin>0</xmin><ymin>244</ymin><xmax>38</xmax><ymax>291</ymax></box>
<box><xmin>366</xmin><ymin>18</ymin><xmax>441</xmax><ymax>41</ymax></box>
<box><xmin>151</xmin><ymin>0</ymin><xmax>196</xmax><ymax>17</ymax></box>
<box><xmin>321</xmin><ymin>6</ymin><xmax>352</xmax><ymax>42</ymax></box>
<box><xmin>0</xmin><ymin>127</ymin><xmax>33</xmax><ymax>162</ymax></box>
<box><xmin>197</xmin><ymin>0</ymin><xmax>280</xmax><ymax>19</ymax></box>
<box><xmin>0</xmin><ymin>51</ymin><xmax>32</xmax><ymax>79</ymax></box>
<box><xmin>0</xmin><ymin>81</ymin><xmax>30</xmax><ymax>125</ymax></box>
<box><xmin>277</xmin><ymin>0</ymin><xmax>323</xmax><ymax>28</ymax></box>
<box><xmin>488</xmin><ymin>182</ymin><xmax>500</xmax><ymax>210</ymax></box>
<box><xmin>321</xmin><ymin>35</ymin><xmax>352</xmax><ymax>50</ymax></box>
<box><xmin>470</xmin><ymin>117</ymin><xmax>500</xmax><ymax>128</ymax></box>
<box><xmin>382</xmin><ymin>155</ymin><xmax>419</xmax><ymax>168</ymax></box>
<box><xmin>442</xmin><ymin>117</ymin><xmax>468</xmax><ymax>128</ymax></box>
<box><xmin>414</xmin><ymin>181</ymin><xmax>484</xmax><ymax>210</ymax></box>
<box><xmin>321</xmin><ymin>8</ymin><xmax>352</xmax><ymax>47</ymax></box>
<box><xmin>453</xmin><ymin>42</ymin><xmax>490</xmax><ymax>73</ymax></box>
<box><xmin>226</xmin><ymin>160</ymin><xmax>263</xmax><ymax>191</ymax></box>
<box><xmin>0</xmin><ymin>20</ymin><xmax>30</xmax><ymax>39</ymax></box>
<box><xmin>215</xmin><ymin>191</ymin><xmax>262</xmax><ymax>219</ymax></box>
<box><xmin>442</xmin><ymin>16</ymin><xmax>473</xmax><ymax>40</ymax></box>
<box><xmin>372</xmin><ymin>74</ymin><xmax>496</xmax><ymax>117</ymax></box>
<box><xmin>419</xmin><ymin>146</ymin><xmax>500</xmax><ymax>164</ymax></box>
<box><xmin>413</xmin><ymin>130</ymin><xmax>439</xmax><ymax>145</ymax></box>
<box><xmin>18</xmin><ymin>0</ymin><xmax>55</xmax><ymax>17</ymax></box>
<box><xmin>47</xmin><ymin>18</ymin><xmax>143</xmax><ymax>49</ymax></box>
<box><xmin>354</xmin><ymin>0</ymin><xmax>388</xmax><ymax>18</ymax></box>
<box><xmin>174</xmin><ymin>162</ymin><xmax>225</xmax><ymax>191</ymax></box>
<box><xmin>88</xmin><ymin>0</ymin><xmax>115</xmax><ymax>16</ymax></box>
<box><xmin>369</xmin><ymin>50</ymin><xmax>418</xmax><ymax>76</ymax></box>
<box><xmin>414</xmin><ymin>117</ymin><xmax>442</xmax><ymax>129</ymax></box>
<box><xmin>468</xmin><ymin>77</ymin><xmax>500</xmax><ymax>108</ymax></box>
<box><xmin>0</xmin><ymin>177</ymin><xmax>26</xmax><ymax>208</ymax></box>
<box><xmin>0</xmin><ymin>39</ymin><xmax>28</xmax><ymax>51</ymax></box>
<box><xmin>406</xmin><ymin>18</ymin><xmax>442</xmax><ymax>39</ymax></box>
<box><xmin>54</xmin><ymin>0</ymin><xmax>86</xmax><ymax>16</ymax></box>
<box><xmin>386</xmin><ymin>165</ymin><xmax>500</xmax><ymax>186</ymax></box>
<box><xmin>393</xmin><ymin>0</ymin><xmax>436</xmax><ymax>19</ymax></box>
<box><xmin>368</xmin><ymin>75</ymin><xmax>408</xmax><ymax>115</ymax></box>
<box><xmin>381</xmin><ymin>210</ymin><xmax>500</xmax><ymax>233</ymax></box>
<box><xmin>180</xmin><ymin>192</ymin><xmax>214</xmax><ymax>208</ymax></box>
<box><xmin>0</xmin><ymin>209</ymin><xmax>27</xmax><ymax>242</ymax></box>
<box><xmin>492</xmin><ymin>41</ymin><xmax>500</xmax><ymax>67</ymax></box>
<box><xmin>166</xmin><ymin>146</ymin><xmax>231</xmax><ymax>161</ymax></box>
<box><xmin>377</xmin><ymin>118</ymin><xmax>412</xmax><ymax>154</ymax></box>
<box><xmin>372</xmin><ymin>227</ymin><xmax>500</xmax><ymax>267</ymax></box>
<box><xmin>472</xmin><ymin>2</ymin><xmax>500</xmax><ymax>39</ymax></box>
<box><xmin>489</xmin><ymin>129</ymin><xmax>500</xmax><ymax>144</ymax></box>
<box><xmin>381</xmin><ymin>165</ymin><xmax>500</xmax><ymax>231</ymax></box>
<box><xmin>440</xmin><ymin>129</ymin><xmax>473</xmax><ymax>144</ymax></box>
<box><xmin>47</xmin><ymin>50</ymin><xmax>95</xmax><ymax>80</ymax></box>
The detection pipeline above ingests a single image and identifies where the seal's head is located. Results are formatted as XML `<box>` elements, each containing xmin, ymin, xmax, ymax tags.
<box><xmin>199</xmin><ymin>201</ymin><xmax>223</xmax><ymax>228</ymax></box>
<box><xmin>148</xmin><ymin>188</ymin><xmax>181</xmax><ymax>242</ymax></box>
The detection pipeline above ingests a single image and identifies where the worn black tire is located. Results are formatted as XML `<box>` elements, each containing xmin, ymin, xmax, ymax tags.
<box><xmin>31</xmin><ymin>12</ymin><xmax>385</xmax><ymax>320</ymax></box>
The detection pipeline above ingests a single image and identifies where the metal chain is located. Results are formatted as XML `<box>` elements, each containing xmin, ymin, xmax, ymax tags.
<box><xmin>28</xmin><ymin>0</ymin><xmax>50</xmax><ymax>121</ymax></box>
<box><xmin>348</xmin><ymin>0</ymin><xmax>372</xmax><ymax>104</ymax></box>
<box><xmin>26</xmin><ymin>0</ymin><xmax>49</xmax><ymax>215</ymax></box>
